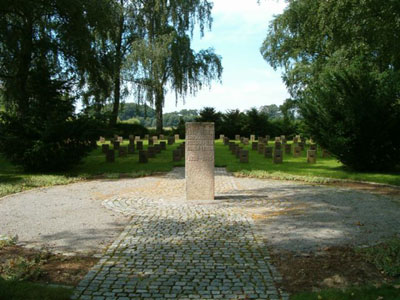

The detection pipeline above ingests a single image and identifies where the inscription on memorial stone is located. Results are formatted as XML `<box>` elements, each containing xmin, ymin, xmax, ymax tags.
<box><xmin>185</xmin><ymin>123</ymin><xmax>215</xmax><ymax>200</ymax></box>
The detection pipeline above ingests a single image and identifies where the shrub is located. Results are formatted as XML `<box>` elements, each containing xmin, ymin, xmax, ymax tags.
<box><xmin>301</xmin><ymin>63</ymin><xmax>400</xmax><ymax>171</ymax></box>
<box><xmin>0</xmin><ymin>114</ymin><xmax>99</xmax><ymax>172</ymax></box>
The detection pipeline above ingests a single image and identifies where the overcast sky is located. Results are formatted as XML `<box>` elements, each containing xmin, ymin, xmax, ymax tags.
<box><xmin>161</xmin><ymin>0</ymin><xmax>289</xmax><ymax>113</ymax></box>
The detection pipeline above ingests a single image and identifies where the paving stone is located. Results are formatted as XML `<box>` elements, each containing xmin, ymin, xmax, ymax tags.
<box><xmin>73</xmin><ymin>168</ymin><xmax>284</xmax><ymax>300</ymax></box>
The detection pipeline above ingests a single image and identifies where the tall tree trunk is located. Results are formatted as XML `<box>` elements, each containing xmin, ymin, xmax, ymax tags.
<box><xmin>110</xmin><ymin>2</ymin><xmax>124</xmax><ymax>128</ymax></box>
<box><xmin>155</xmin><ymin>88</ymin><xmax>164</xmax><ymax>134</ymax></box>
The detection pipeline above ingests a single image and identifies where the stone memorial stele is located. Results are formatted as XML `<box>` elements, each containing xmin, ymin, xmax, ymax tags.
<box><xmin>219</xmin><ymin>134</ymin><xmax>224</xmax><ymax>140</ymax></box>
<box><xmin>235</xmin><ymin>134</ymin><xmax>240</xmax><ymax>141</ymax></box>
<box><xmin>250</xmin><ymin>135</ymin><xmax>255</xmax><ymax>141</ymax></box>
<box><xmin>185</xmin><ymin>122</ymin><xmax>214</xmax><ymax>201</ymax></box>
<box><xmin>159</xmin><ymin>134</ymin><xmax>164</xmax><ymax>140</ymax></box>
<box><xmin>135</xmin><ymin>136</ymin><xmax>141</xmax><ymax>141</ymax></box>
<box><xmin>175</xmin><ymin>134</ymin><xmax>180</xmax><ymax>141</ymax></box>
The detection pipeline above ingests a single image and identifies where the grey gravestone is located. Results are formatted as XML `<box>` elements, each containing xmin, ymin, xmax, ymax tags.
<box><xmin>175</xmin><ymin>134</ymin><xmax>180</xmax><ymax>141</ymax></box>
<box><xmin>235</xmin><ymin>134</ymin><xmax>240</xmax><ymax>141</ymax></box>
<box><xmin>160</xmin><ymin>141</ymin><xmax>166</xmax><ymax>150</ymax></box>
<box><xmin>243</xmin><ymin>138</ymin><xmax>249</xmax><ymax>145</ymax></box>
<box><xmin>285</xmin><ymin>144</ymin><xmax>291</xmax><ymax>155</ymax></box>
<box><xmin>219</xmin><ymin>134</ymin><xmax>224</xmax><ymax>140</ymax></box>
<box><xmin>152</xmin><ymin>136</ymin><xmax>158</xmax><ymax>143</ymax></box>
<box><xmin>258</xmin><ymin>143</ymin><xmax>265</xmax><ymax>155</ymax></box>
<box><xmin>307</xmin><ymin>150</ymin><xmax>317</xmax><ymax>163</ymax></box>
<box><xmin>139</xmin><ymin>150</ymin><xmax>148</xmax><ymax>163</ymax></box>
<box><xmin>185</xmin><ymin>122</ymin><xmax>214</xmax><ymax>201</ymax></box>
<box><xmin>159</xmin><ymin>134</ymin><xmax>165</xmax><ymax>140</ymax></box>
<box><xmin>102</xmin><ymin>144</ymin><xmax>109</xmax><ymax>154</ymax></box>
<box><xmin>147</xmin><ymin>146</ymin><xmax>155</xmax><ymax>158</ymax></box>
<box><xmin>154</xmin><ymin>144</ymin><xmax>161</xmax><ymax>154</ymax></box>
<box><xmin>119</xmin><ymin>146</ymin><xmax>127</xmax><ymax>157</ymax></box>
<box><xmin>173</xmin><ymin>149</ymin><xmax>181</xmax><ymax>162</ymax></box>
<box><xmin>322</xmin><ymin>149</ymin><xmax>330</xmax><ymax>158</ymax></box>
<box><xmin>240</xmin><ymin>150</ymin><xmax>249</xmax><ymax>163</ymax></box>
<box><xmin>106</xmin><ymin>149</ymin><xmax>115</xmax><ymax>163</ymax></box>
<box><xmin>264</xmin><ymin>147</ymin><xmax>273</xmax><ymax>158</ymax></box>
<box><xmin>293</xmin><ymin>146</ymin><xmax>301</xmax><ymax>158</ymax></box>
<box><xmin>250</xmin><ymin>135</ymin><xmax>255</xmax><ymax>141</ymax></box>
<box><xmin>128</xmin><ymin>143</ymin><xmax>135</xmax><ymax>154</ymax></box>
<box><xmin>99</xmin><ymin>137</ymin><xmax>105</xmax><ymax>143</ymax></box>
<box><xmin>117</xmin><ymin>136</ymin><xmax>123</xmax><ymax>143</ymax></box>
<box><xmin>274</xmin><ymin>149</ymin><xmax>283</xmax><ymax>164</ymax></box>
<box><xmin>135</xmin><ymin>136</ymin><xmax>141</xmax><ymax>141</ymax></box>
<box><xmin>136</xmin><ymin>141</ymin><xmax>143</xmax><ymax>150</ymax></box>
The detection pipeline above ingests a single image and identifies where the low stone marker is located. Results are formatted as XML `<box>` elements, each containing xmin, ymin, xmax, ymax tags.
<box><xmin>139</xmin><ymin>150</ymin><xmax>148</xmax><ymax>163</ymax></box>
<box><xmin>185</xmin><ymin>122</ymin><xmax>214</xmax><ymax>201</ymax></box>
<box><xmin>175</xmin><ymin>134</ymin><xmax>180</xmax><ymax>141</ymax></box>
<box><xmin>119</xmin><ymin>146</ymin><xmax>127</xmax><ymax>157</ymax></box>
<box><xmin>250</xmin><ymin>135</ymin><xmax>255</xmax><ymax>141</ymax></box>
<box><xmin>219</xmin><ymin>134</ymin><xmax>224</xmax><ymax>140</ymax></box>
<box><xmin>113</xmin><ymin>141</ymin><xmax>120</xmax><ymax>150</ymax></box>
<box><xmin>310</xmin><ymin>144</ymin><xmax>317</xmax><ymax>152</ymax></box>
<box><xmin>285</xmin><ymin>144</ymin><xmax>291</xmax><ymax>155</ymax></box>
<box><xmin>243</xmin><ymin>138</ymin><xmax>249</xmax><ymax>145</ymax></box>
<box><xmin>235</xmin><ymin>134</ymin><xmax>240</xmax><ymax>141</ymax></box>
<box><xmin>252</xmin><ymin>142</ymin><xmax>258</xmax><ymax>151</ymax></box>
<box><xmin>160</xmin><ymin>141</ymin><xmax>166</xmax><ymax>150</ymax></box>
<box><xmin>275</xmin><ymin>137</ymin><xmax>281</xmax><ymax>142</ymax></box>
<box><xmin>128</xmin><ymin>143</ymin><xmax>135</xmax><ymax>154</ymax></box>
<box><xmin>258</xmin><ymin>143</ymin><xmax>265</xmax><ymax>155</ymax></box>
<box><xmin>152</xmin><ymin>136</ymin><xmax>158</xmax><ymax>143</ymax></box>
<box><xmin>168</xmin><ymin>137</ymin><xmax>175</xmax><ymax>145</ymax></box>
<box><xmin>106</xmin><ymin>149</ymin><xmax>115</xmax><ymax>163</ymax></box>
<box><xmin>102</xmin><ymin>144</ymin><xmax>109</xmax><ymax>154</ymax></box>
<box><xmin>293</xmin><ymin>146</ymin><xmax>302</xmax><ymax>157</ymax></box>
<box><xmin>159</xmin><ymin>134</ymin><xmax>164</xmax><ymax>140</ymax></box>
<box><xmin>136</xmin><ymin>141</ymin><xmax>143</xmax><ymax>150</ymax></box>
<box><xmin>154</xmin><ymin>144</ymin><xmax>161</xmax><ymax>154</ymax></box>
<box><xmin>240</xmin><ymin>150</ymin><xmax>249</xmax><ymax>163</ymax></box>
<box><xmin>307</xmin><ymin>150</ymin><xmax>317</xmax><ymax>163</ymax></box>
<box><xmin>264</xmin><ymin>146</ymin><xmax>273</xmax><ymax>158</ymax></box>
<box><xmin>322</xmin><ymin>149</ymin><xmax>330</xmax><ymax>158</ymax></box>
<box><xmin>99</xmin><ymin>137</ymin><xmax>105</xmax><ymax>143</ymax></box>
<box><xmin>147</xmin><ymin>146</ymin><xmax>155</xmax><ymax>158</ymax></box>
<box><xmin>135</xmin><ymin>136</ymin><xmax>141</xmax><ymax>141</ymax></box>
<box><xmin>173</xmin><ymin>149</ymin><xmax>182</xmax><ymax>162</ymax></box>
<box><xmin>117</xmin><ymin>136</ymin><xmax>123</xmax><ymax>143</ymax></box>
<box><xmin>274</xmin><ymin>149</ymin><xmax>283</xmax><ymax>164</ymax></box>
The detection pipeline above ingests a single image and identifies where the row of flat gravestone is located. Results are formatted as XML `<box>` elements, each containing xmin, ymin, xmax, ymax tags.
<box><xmin>223</xmin><ymin>135</ymin><xmax>330</xmax><ymax>164</ymax></box>
<box><xmin>99</xmin><ymin>135</ymin><xmax>178</xmax><ymax>163</ymax></box>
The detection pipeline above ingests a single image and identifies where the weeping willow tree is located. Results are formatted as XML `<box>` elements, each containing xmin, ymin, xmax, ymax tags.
<box><xmin>128</xmin><ymin>0</ymin><xmax>223</xmax><ymax>134</ymax></box>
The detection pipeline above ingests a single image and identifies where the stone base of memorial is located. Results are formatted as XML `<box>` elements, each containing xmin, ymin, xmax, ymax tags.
<box><xmin>185</xmin><ymin>122</ymin><xmax>215</xmax><ymax>201</ymax></box>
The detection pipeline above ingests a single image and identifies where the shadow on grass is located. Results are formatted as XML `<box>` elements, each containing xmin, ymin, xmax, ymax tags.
<box><xmin>0</xmin><ymin>278</ymin><xmax>72</xmax><ymax>300</ymax></box>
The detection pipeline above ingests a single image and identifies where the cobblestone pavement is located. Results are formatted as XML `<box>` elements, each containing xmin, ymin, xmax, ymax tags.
<box><xmin>73</xmin><ymin>168</ymin><xmax>288</xmax><ymax>300</ymax></box>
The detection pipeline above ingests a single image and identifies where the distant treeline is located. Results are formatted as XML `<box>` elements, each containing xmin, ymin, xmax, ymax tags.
<box><xmin>117</xmin><ymin>103</ymin><xmax>287</xmax><ymax>129</ymax></box>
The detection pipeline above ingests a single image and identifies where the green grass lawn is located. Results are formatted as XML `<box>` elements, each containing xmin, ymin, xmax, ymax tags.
<box><xmin>290</xmin><ymin>283</ymin><xmax>400</xmax><ymax>300</ymax></box>
<box><xmin>0</xmin><ymin>139</ymin><xmax>399</xmax><ymax>198</ymax></box>
<box><xmin>0</xmin><ymin>278</ymin><xmax>72</xmax><ymax>300</ymax></box>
